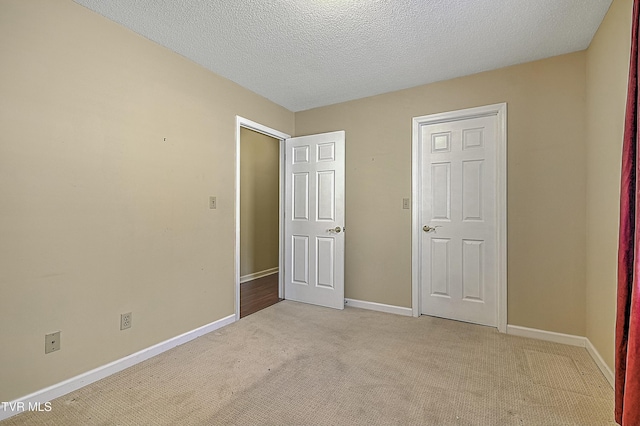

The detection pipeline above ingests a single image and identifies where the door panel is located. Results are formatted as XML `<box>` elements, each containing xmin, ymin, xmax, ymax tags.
<box><xmin>316</xmin><ymin>237</ymin><xmax>335</xmax><ymax>288</ymax></box>
<box><xmin>292</xmin><ymin>236</ymin><xmax>309</xmax><ymax>285</ymax></box>
<box><xmin>285</xmin><ymin>131</ymin><xmax>345</xmax><ymax>309</ymax></box>
<box><xmin>431</xmin><ymin>163</ymin><xmax>451</xmax><ymax>220</ymax></box>
<box><xmin>292</xmin><ymin>173</ymin><xmax>309</xmax><ymax>220</ymax></box>
<box><xmin>421</xmin><ymin>116</ymin><xmax>497</xmax><ymax>326</ymax></box>
<box><xmin>317</xmin><ymin>171</ymin><xmax>335</xmax><ymax>221</ymax></box>
<box><xmin>462</xmin><ymin>239</ymin><xmax>484</xmax><ymax>301</ymax></box>
<box><xmin>462</xmin><ymin>160</ymin><xmax>483</xmax><ymax>221</ymax></box>
<box><xmin>430</xmin><ymin>238</ymin><xmax>451</xmax><ymax>297</ymax></box>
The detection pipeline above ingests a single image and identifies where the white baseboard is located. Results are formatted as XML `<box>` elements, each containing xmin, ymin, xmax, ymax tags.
<box><xmin>506</xmin><ymin>325</ymin><xmax>586</xmax><ymax>347</ymax></box>
<box><xmin>240</xmin><ymin>267</ymin><xmax>278</xmax><ymax>284</ymax></box>
<box><xmin>585</xmin><ymin>338</ymin><xmax>614</xmax><ymax>387</ymax></box>
<box><xmin>506</xmin><ymin>324</ymin><xmax>614</xmax><ymax>388</ymax></box>
<box><xmin>0</xmin><ymin>314</ymin><xmax>236</xmax><ymax>422</ymax></box>
<box><xmin>344</xmin><ymin>298</ymin><xmax>413</xmax><ymax>317</ymax></box>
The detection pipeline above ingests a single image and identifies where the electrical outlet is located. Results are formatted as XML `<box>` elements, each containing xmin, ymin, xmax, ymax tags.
<box><xmin>209</xmin><ymin>196</ymin><xmax>217</xmax><ymax>209</ymax></box>
<box><xmin>45</xmin><ymin>331</ymin><xmax>60</xmax><ymax>354</ymax></box>
<box><xmin>403</xmin><ymin>198</ymin><xmax>410</xmax><ymax>209</ymax></box>
<box><xmin>120</xmin><ymin>312</ymin><xmax>132</xmax><ymax>330</ymax></box>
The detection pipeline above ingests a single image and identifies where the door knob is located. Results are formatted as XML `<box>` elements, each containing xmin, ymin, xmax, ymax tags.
<box><xmin>328</xmin><ymin>226</ymin><xmax>342</xmax><ymax>233</ymax></box>
<box><xmin>423</xmin><ymin>225</ymin><xmax>441</xmax><ymax>232</ymax></box>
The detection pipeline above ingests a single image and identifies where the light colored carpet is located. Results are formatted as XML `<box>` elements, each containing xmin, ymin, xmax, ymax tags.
<box><xmin>3</xmin><ymin>301</ymin><xmax>614</xmax><ymax>425</ymax></box>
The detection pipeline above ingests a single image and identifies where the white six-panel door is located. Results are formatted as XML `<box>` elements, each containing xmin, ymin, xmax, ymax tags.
<box><xmin>419</xmin><ymin>114</ymin><xmax>498</xmax><ymax>326</ymax></box>
<box><xmin>284</xmin><ymin>131</ymin><xmax>345</xmax><ymax>310</ymax></box>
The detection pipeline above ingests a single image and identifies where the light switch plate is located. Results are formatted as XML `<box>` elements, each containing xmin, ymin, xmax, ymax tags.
<box><xmin>209</xmin><ymin>196</ymin><xmax>217</xmax><ymax>209</ymax></box>
<box><xmin>403</xmin><ymin>198</ymin><xmax>410</xmax><ymax>209</ymax></box>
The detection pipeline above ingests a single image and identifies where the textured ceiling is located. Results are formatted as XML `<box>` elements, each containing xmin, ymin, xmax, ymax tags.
<box><xmin>73</xmin><ymin>0</ymin><xmax>612</xmax><ymax>112</ymax></box>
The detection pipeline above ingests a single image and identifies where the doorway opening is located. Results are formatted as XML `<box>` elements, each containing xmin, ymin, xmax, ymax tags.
<box><xmin>235</xmin><ymin>117</ymin><xmax>291</xmax><ymax>320</ymax></box>
<box><xmin>239</xmin><ymin>127</ymin><xmax>281</xmax><ymax>317</ymax></box>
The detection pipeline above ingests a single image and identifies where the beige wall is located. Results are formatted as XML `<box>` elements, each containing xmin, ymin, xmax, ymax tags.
<box><xmin>585</xmin><ymin>0</ymin><xmax>632</xmax><ymax>371</ymax></box>
<box><xmin>0</xmin><ymin>0</ymin><xmax>294</xmax><ymax>401</ymax></box>
<box><xmin>240</xmin><ymin>128</ymin><xmax>280</xmax><ymax>277</ymax></box>
<box><xmin>296</xmin><ymin>52</ymin><xmax>588</xmax><ymax>335</ymax></box>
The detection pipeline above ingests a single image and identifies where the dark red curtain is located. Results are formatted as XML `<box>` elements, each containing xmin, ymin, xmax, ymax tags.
<box><xmin>617</xmin><ymin>1</ymin><xmax>640</xmax><ymax>424</ymax></box>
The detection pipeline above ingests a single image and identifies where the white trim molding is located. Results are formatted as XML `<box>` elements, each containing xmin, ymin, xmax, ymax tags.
<box><xmin>0</xmin><ymin>314</ymin><xmax>236</xmax><ymax>422</ymax></box>
<box><xmin>344</xmin><ymin>298</ymin><xmax>413</xmax><ymax>317</ymax></box>
<box><xmin>235</xmin><ymin>116</ymin><xmax>291</xmax><ymax>321</ymax></box>
<box><xmin>507</xmin><ymin>324</ymin><xmax>585</xmax><ymax>346</ymax></box>
<box><xmin>507</xmin><ymin>324</ymin><xmax>614</xmax><ymax>387</ymax></box>
<box><xmin>585</xmin><ymin>339</ymin><xmax>614</xmax><ymax>388</ymax></box>
<box><xmin>411</xmin><ymin>103</ymin><xmax>508</xmax><ymax>333</ymax></box>
<box><xmin>240</xmin><ymin>267</ymin><xmax>279</xmax><ymax>284</ymax></box>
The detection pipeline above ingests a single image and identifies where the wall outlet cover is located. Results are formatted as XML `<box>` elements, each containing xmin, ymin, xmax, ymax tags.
<box><xmin>209</xmin><ymin>196</ymin><xmax>217</xmax><ymax>209</ymax></box>
<box><xmin>403</xmin><ymin>198</ymin><xmax>410</xmax><ymax>209</ymax></box>
<box><xmin>45</xmin><ymin>331</ymin><xmax>61</xmax><ymax>354</ymax></box>
<box><xmin>120</xmin><ymin>312</ymin><xmax>132</xmax><ymax>330</ymax></box>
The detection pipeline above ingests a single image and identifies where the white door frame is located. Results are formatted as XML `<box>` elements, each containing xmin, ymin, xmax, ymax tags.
<box><xmin>411</xmin><ymin>103</ymin><xmax>507</xmax><ymax>332</ymax></box>
<box><xmin>235</xmin><ymin>116</ymin><xmax>291</xmax><ymax>321</ymax></box>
